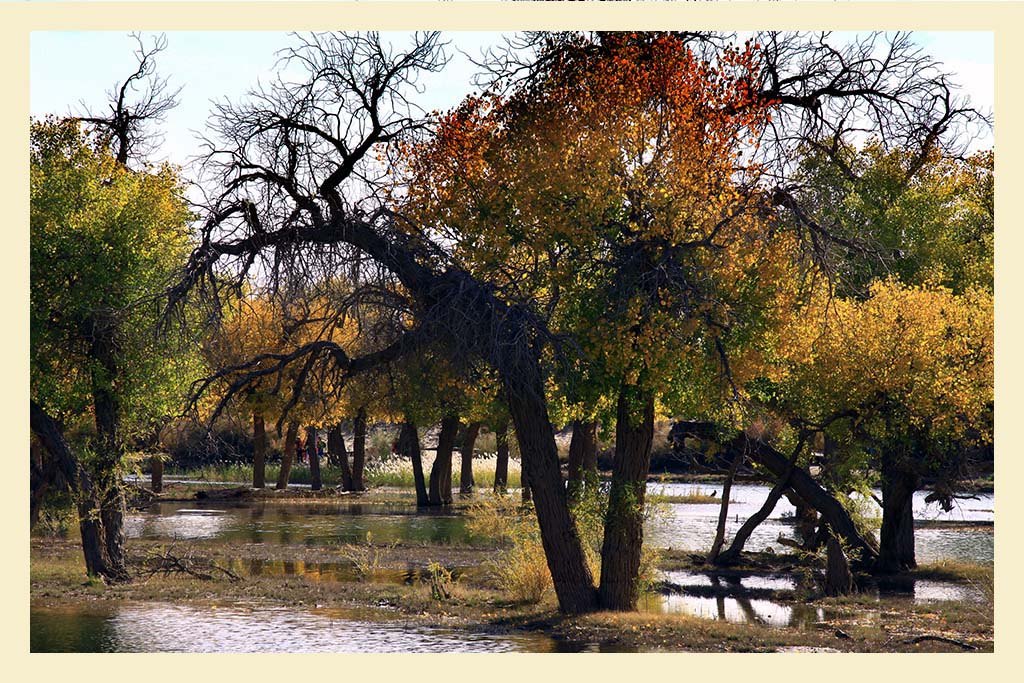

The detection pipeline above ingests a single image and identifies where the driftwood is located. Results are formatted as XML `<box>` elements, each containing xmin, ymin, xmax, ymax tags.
<box><xmin>136</xmin><ymin>548</ymin><xmax>242</xmax><ymax>583</ymax></box>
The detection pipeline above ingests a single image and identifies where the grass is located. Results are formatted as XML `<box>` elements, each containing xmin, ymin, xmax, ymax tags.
<box><xmin>649</xmin><ymin>486</ymin><xmax>730</xmax><ymax>504</ymax></box>
<box><xmin>164</xmin><ymin>452</ymin><xmax>523</xmax><ymax>490</ymax></box>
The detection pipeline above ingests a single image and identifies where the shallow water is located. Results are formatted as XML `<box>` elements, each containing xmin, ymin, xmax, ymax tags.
<box><xmin>30</xmin><ymin>602</ymin><xmax>582</xmax><ymax>653</ymax></box>
<box><xmin>646</xmin><ymin>483</ymin><xmax>993</xmax><ymax>564</ymax></box>
<box><xmin>122</xmin><ymin>482</ymin><xmax>993</xmax><ymax>564</ymax></box>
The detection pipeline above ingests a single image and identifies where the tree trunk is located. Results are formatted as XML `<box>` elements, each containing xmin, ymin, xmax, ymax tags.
<box><xmin>494</xmin><ymin>419</ymin><xmax>510</xmax><ymax>494</ymax></box>
<box><xmin>716</xmin><ymin>448</ymin><xmax>800</xmax><ymax>565</ymax></box>
<box><xmin>459</xmin><ymin>421</ymin><xmax>482</xmax><ymax>494</ymax></box>
<box><xmin>785</xmin><ymin>488</ymin><xmax>819</xmax><ymax>545</ymax></box>
<box><xmin>399</xmin><ymin>419</ymin><xmax>429</xmax><ymax>507</ymax></box>
<box><xmin>329</xmin><ymin>424</ymin><xmax>353</xmax><ymax>491</ymax></box>
<box><xmin>710</xmin><ymin>432</ymin><xmax>880</xmax><ymax>568</ymax></box>
<box><xmin>504</xmin><ymin>374</ymin><xmax>598</xmax><ymax>614</ymax></box>
<box><xmin>88</xmin><ymin>316</ymin><xmax>130</xmax><ymax>581</ymax></box>
<box><xmin>707</xmin><ymin>447</ymin><xmax>745</xmax><ymax>563</ymax></box>
<box><xmin>150</xmin><ymin>454</ymin><xmax>163</xmax><ymax>494</ymax></box>
<box><xmin>521</xmin><ymin>466</ymin><xmax>532</xmax><ymax>503</ymax></box>
<box><xmin>599</xmin><ymin>387</ymin><xmax>655</xmax><ymax>611</ymax></box>
<box><xmin>276</xmin><ymin>421</ymin><xmax>299</xmax><ymax>490</ymax></box>
<box><xmin>30</xmin><ymin>400</ymin><xmax>125</xmax><ymax>582</ymax></box>
<box><xmin>581</xmin><ymin>421</ymin><xmax>599</xmax><ymax>487</ymax></box>
<box><xmin>566</xmin><ymin>420</ymin><xmax>585</xmax><ymax>500</ymax></box>
<box><xmin>351</xmin><ymin>407</ymin><xmax>367</xmax><ymax>491</ymax></box>
<box><xmin>252</xmin><ymin>411</ymin><xmax>267</xmax><ymax>488</ymax></box>
<box><xmin>877</xmin><ymin>462</ymin><xmax>919</xmax><ymax>573</ymax></box>
<box><xmin>307</xmin><ymin>425</ymin><xmax>322</xmax><ymax>491</ymax></box>
<box><xmin>824</xmin><ymin>533</ymin><xmax>855</xmax><ymax>596</ymax></box>
<box><xmin>429</xmin><ymin>415</ymin><xmax>459</xmax><ymax>505</ymax></box>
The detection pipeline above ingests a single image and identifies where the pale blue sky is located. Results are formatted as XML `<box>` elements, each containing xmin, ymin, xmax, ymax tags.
<box><xmin>31</xmin><ymin>30</ymin><xmax>994</xmax><ymax>170</ymax></box>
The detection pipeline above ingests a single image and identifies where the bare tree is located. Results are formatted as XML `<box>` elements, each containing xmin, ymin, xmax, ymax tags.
<box><xmin>78</xmin><ymin>32</ymin><xmax>180</xmax><ymax>166</ymax></box>
<box><xmin>169</xmin><ymin>32</ymin><xmax>599</xmax><ymax>614</ymax></box>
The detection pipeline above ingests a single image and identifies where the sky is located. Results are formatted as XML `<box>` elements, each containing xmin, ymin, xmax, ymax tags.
<box><xmin>30</xmin><ymin>30</ymin><xmax>994</xmax><ymax>172</ymax></box>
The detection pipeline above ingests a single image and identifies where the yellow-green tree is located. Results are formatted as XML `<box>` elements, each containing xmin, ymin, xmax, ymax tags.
<box><xmin>772</xmin><ymin>278</ymin><xmax>993</xmax><ymax>571</ymax></box>
<box><xmin>30</xmin><ymin>117</ymin><xmax>194</xmax><ymax>580</ymax></box>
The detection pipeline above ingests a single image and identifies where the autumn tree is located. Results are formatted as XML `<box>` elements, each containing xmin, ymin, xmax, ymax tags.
<box><xmin>171</xmin><ymin>31</ymin><xmax>986</xmax><ymax>613</ymax></box>
<box><xmin>770</xmin><ymin>279</ymin><xmax>993</xmax><ymax>572</ymax></box>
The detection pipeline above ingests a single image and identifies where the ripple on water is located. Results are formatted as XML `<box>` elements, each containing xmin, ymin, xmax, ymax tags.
<box><xmin>31</xmin><ymin>602</ymin><xmax>561</xmax><ymax>653</ymax></box>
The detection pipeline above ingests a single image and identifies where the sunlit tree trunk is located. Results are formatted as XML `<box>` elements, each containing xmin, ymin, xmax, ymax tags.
<box><xmin>252</xmin><ymin>411</ymin><xmax>267</xmax><ymax>489</ymax></box>
<box><xmin>399</xmin><ymin>419</ymin><xmax>429</xmax><ymax>506</ymax></box>
<box><xmin>329</xmin><ymin>424</ymin><xmax>353</xmax><ymax>491</ymax></box>
<box><xmin>429</xmin><ymin>415</ymin><xmax>459</xmax><ymax>505</ymax></box>
<box><xmin>307</xmin><ymin>425</ymin><xmax>322</xmax><ymax>491</ymax></box>
<box><xmin>566</xmin><ymin>420</ymin><xmax>585</xmax><ymax>500</ymax></box>
<box><xmin>599</xmin><ymin>386</ymin><xmax>655</xmax><ymax>611</ymax></box>
<box><xmin>351</xmin><ymin>408</ymin><xmax>368</xmax><ymax>491</ymax></box>
<box><xmin>459</xmin><ymin>421</ymin><xmax>482</xmax><ymax>494</ymax></box>
<box><xmin>494</xmin><ymin>419</ymin><xmax>510</xmax><ymax>494</ymax></box>
<box><xmin>276</xmin><ymin>421</ymin><xmax>299</xmax><ymax>490</ymax></box>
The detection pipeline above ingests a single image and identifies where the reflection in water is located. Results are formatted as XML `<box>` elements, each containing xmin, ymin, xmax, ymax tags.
<box><xmin>647</xmin><ymin>483</ymin><xmax>993</xmax><ymax>564</ymax></box>
<box><xmin>648</xmin><ymin>568</ymin><xmax>985</xmax><ymax>629</ymax></box>
<box><xmin>125</xmin><ymin>501</ymin><xmax>472</xmax><ymax>547</ymax></box>
<box><xmin>123</xmin><ymin>483</ymin><xmax>993</xmax><ymax>565</ymax></box>
<box><xmin>31</xmin><ymin>602</ymin><xmax>572</xmax><ymax>653</ymax></box>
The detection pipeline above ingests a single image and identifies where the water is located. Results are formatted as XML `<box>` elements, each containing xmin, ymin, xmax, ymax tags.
<box><xmin>125</xmin><ymin>501</ymin><xmax>472</xmax><ymax>546</ymax></box>
<box><xmin>120</xmin><ymin>482</ymin><xmax>992</xmax><ymax>564</ymax></box>
<box><xmin>646</xmin><ymin>482</ymin><xmax>993</xmax><ymax>564</ymax></box>
<box><xmin>642</xmin><ymin>569</ymin><xmax>985</xmax><ymax>628</ymax></box>
<box><xmin>30</xmin><ymin>602</ymin><xmax>574</xmax><ymax>653</ymax></box>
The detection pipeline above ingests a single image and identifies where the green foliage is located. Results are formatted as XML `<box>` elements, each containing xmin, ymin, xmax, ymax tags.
<box><xmin>30</xmin><ymin>117</ymin><xmax>198</xmax><ymax>441</ymax></box>
<box><xmin>794</xmin><ymin>143</ymin><xmax>993</xmax><ymax>296</ymax></box>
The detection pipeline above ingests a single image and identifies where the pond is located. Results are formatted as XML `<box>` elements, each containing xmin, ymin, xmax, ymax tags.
<box><xmin>124</xmin><ymin>482</ymin><xmax>993</xmax><ymax>564</ymax></box>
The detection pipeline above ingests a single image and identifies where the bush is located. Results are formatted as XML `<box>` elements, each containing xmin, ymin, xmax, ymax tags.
<box><xmin>466</xmin><ymin>494</ymin><xmax>552</xmax><ymax>603</ymax></box>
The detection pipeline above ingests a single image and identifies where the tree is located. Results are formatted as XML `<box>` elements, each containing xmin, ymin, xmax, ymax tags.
<box><xmin>170</xmin><ymin>31</ymin><xmax>986</xmax><ymax>614</ymax></box>
<box><xmin>31</xmin><ymin>117</ymin><xmax>193</xmax><ymax>581</ymax></box>
<box><xmin>773</xmin><ymin>279</ymin><xmax>993</xmax><ymax>572</ymax></box>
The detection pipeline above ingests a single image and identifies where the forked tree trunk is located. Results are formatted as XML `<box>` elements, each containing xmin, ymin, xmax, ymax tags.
<box><xmin>329</xmin><ymin>424</ymin><xmax>353</xmax><ymax>491</ymax></box>
<box><xmin>566</xmin><ymin>420</ymin><xmax>585</xmax><ymax>500</ymax></box>
<box><xmin>276</xmin><ymin>421</ymin><xmax>299</xmax><ymax>490</ymax></box>
<box><xmin>252</xmin><ymin>411</ymin><xmax>267</xmax><ymax>488</ymax></box>
<box><xmin>307</xmin><ymin>425</ymin><xmax>322</xmax><ymax>491</ymax></box>
<box><xmin>712</xmin><ymin>433</ymin><xmax>880</xmax><ymax>568</ymax></box>
<box><xmin>716</xmin><ymin>450</ymin><xmax>799</xmax><ymax>566</ymax></box>
<box><xmin>30</xmin><ymin>400</ymin><xmax>124</xmax><ymax>582</ymax></box>
<box><xmin>459</xmin><ymin>421</ymin><xmax>482</xmax><ymax>494</ymax></box>
<box><xmin>494</xmin><ymin>419</ymin><xmax>510</xmax><ymax>494</ymax></box>
<box><xmin>599</xmin><ymin>387</ymin><xmax>655</xmax><ymax>611</ymax></box>
<box><xmin>150</xmin><ymin>454</ymin><xmax>163</xmax><ymax>493</ymax></box>
<box><xmin>429</xmin><ymin>415</ymin><xmax>459</xmax><ymax>505</ymax></box>
<box><xmin>707</xmin><ymin>447</ymin><xmax>745</xmax><ymax>563</ymax></box>
<box><xmin>351</xmin><ymin>408</ymin><xmax>367</xmax><ymax>491</ymax></box>
<box><xmin>877</xmin><ymin>461</ymin><xmax>919</xmax><ymax>573</ymax></box>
